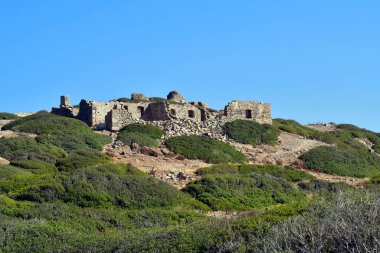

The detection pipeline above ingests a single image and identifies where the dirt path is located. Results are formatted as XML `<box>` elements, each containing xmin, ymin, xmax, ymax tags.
<box><xmin>301</xmin><ymin>168</ymin><xmax>369</xmax><ymax>188</ymax></box>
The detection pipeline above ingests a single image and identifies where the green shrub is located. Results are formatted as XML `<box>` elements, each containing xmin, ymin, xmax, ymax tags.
<box><xmin>183</xmin><ymin>164</ymin><xmax>308</xmax><ymax>211</ymax></box>
<box><xmin>120</xmin><ymin>123</ymin><xmax>165</xmax><ymax>139</ymax></box>
<box><xmin>0</xmin><ymin>112</ymin><xmax>19</xmax><ymax>120</ymax></box>
<box><xmin>300</xmin><ymin>146</ymin><xmax>379</xmax><ymax>177</ymax></box>
<box><xmin>196</xmin><ymin>164</ymin><xmax>314</xmax><ymax>182</ymax></box>
<box><xmin>275</xmin><ymin>119</ymin><xmax>380</xmax><ymax>177</ymax></box>
<box><xmin>365</xmin><ymin>174</ymin><xmax>380</xmax><ymax>189</ymax></box>
<box><xmin>2</xmin><ymin>111</ymin><xmax>111</xmax><ymax>151</ymax></box>
<box><xmin>165</xmin><ymin>135</ymin><xmax>247</xmax><ymax>163</ymax></box>
<box><xmin>223</xmin><ymin>120</ymin><xmax>280</xmax><ymax>147</ymax></box>
<box><xmin>116</xmin><ymin>97</ymin><xmax>131</xmax><ymax>103</ymax></box>
<box><xmin>0</xmin><ymin>137</ymin><xmax>66</xmax><ymax>166</ymax></box>
<box><xmin>117</xmin><ymin>132</ymin><xmax>158</xmax><ymax>147</ymax></box>
<box><xmin>273</xmin><ymin>119</ymin><xmax>335</xmax><ymax>143</ymax></box>
<box><xmin>56</xmin><ymin>149</ymin><xmax>111</xmax><ymax>172</ymax></box>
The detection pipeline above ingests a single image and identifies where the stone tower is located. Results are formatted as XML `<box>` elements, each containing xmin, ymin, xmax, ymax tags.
<box><xmin>60</xmin><ymin>96</ymin><xmax>70</xmax><ymax>107</ymax></box>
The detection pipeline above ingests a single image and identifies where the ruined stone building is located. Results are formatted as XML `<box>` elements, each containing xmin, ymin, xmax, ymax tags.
<box><xmin>52</xmin><ymin>91</ymin><xmax>272</xmax><ymax>131</ymax></box>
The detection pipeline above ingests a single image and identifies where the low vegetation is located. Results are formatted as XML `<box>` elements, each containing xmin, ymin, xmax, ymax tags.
<box><xmin>117</xmin><ymin>123</ymin><xmax>164</xmax><ymax>147</ymax></box>
<box><xmin>183</xmin><ymin>164</ymin><xmax>314</xmax><ymax>211</ymax></box>
<box><xmin>0</xmin><ymin>112</ymin><xmax>19</xmax><ymax>120</ymax></box>
<box><xmin>275</xmin><ymin>118</ymin><xmax>380</xmax><ymax>177</ymax></box>
<box><xmin>1</xmin><ymin>110</ymin><xmax>379</xmax><ymax>251</ymax></box>
<box><xmin>120</xmin><ymin>123</ymin><xmax>165</xmax><ymax>139</ymax></box>
<box><xmin>165</xmin><ymin>135</ymin><xmax>247</xmax><ymax>163</ymax></box>
<box><xmin>249</xmin><ymin>190</ymin><xmax>380</xmax><ymax>252</ymax></box>
<box><xmin>2</xmin><ymin>111</ymin><xmax>111</xmax><ymax>151</ymax></box>
<box><xmin>273</xmin><ymin>118</ymin><xmax>335</xmax><ymax>143</ymax></box>
<box><xmin>300</xmin><ymin>146</ymin><xmax>379</xmax><ymax>177</ymax></box>
<box><xmin>223</xmin><ymin>119</ymin><xmax>280</xmax><ymax>146</ymax></box>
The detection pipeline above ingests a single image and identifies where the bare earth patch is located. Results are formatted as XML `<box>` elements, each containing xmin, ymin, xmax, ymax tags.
<box><xmin>229</xmin><ymin>131</ymin><xmax>330</xmax><ymax>167</ymax></box>
<box><xmin>0</xmin><ymin>130</ymin><xmax>37</xmax><ymax>139</ymax></box>
<box><xmin>301</xmin><ymin>168</ymin><xmax>369</xmax><ymax>188</ymax></box>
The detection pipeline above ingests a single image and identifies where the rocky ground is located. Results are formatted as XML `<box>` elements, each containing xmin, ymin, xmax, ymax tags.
<box><xmin>305</xmin><ymin>123</ymin><xmax>337</xmax><ymax>132</ymax></box>
<box><xmin>0</xmin><ymin>130</ymin><xmax>37</xmax><ymax>139</ymax></box>
<box><xmin>230</xmin><ymin>131</ymin><xmax>331</xmax><ymax>167</ymax></box>
<box><xmin>0</xmin><ymin>118</ymin><xmax>370</xmax><ymax>188</ymax></box>
<box><xmin>101</xmin><ymin>124</ymin><xmax>370</xmax><ymax>189</ymax></box>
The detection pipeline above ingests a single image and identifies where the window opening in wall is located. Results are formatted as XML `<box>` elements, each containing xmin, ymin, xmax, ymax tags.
<box><xmin>124</xmin><ymin>106</ymin><xmax>128</xmax><ymax>111</ymax></box>
<box><xmin>138</xmin><ymin>106</ymin><xmax>144</xmax><ymax>117</ymax></box>
<box><xmin>170</xmin><ymin>109</ymin><xmax>176</xmax><ymax>115</ymax></box>
<box><xmin>188</xmin><ymin>110</ymin><xmax>195</xmax><ymax>118</ymax></box>
<box><xmin>201</xmin><ymin>110</ymin><xmax>206</xmax><ymax>121</ymax></box>
<box><xmin>245</xmin><ymin>110</ymin><xmax>252</xmax><ymax>119</ymax></box>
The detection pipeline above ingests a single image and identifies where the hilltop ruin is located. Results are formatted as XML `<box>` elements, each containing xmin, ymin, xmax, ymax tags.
<box><xmin>52</xmin><ymin>91</ymin><xmax>272</xmax><ymax>131</ymax></box>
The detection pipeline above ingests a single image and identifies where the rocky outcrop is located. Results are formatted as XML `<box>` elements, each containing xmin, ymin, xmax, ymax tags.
<box><xmin>167</xmin><ymin>91</ymin><xmax>186</xmax><ymax>103</ymax></box>
<box><xmin>131</xmin><ymin>93</ymin><xmax>148</xmax><ymax>101</ymax></box>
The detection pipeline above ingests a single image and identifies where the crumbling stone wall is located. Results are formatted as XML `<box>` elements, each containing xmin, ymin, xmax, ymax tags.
<box><xmin>60</xmin><ymin>96</ymin><xmax>70</xmax><ymax>107</ymax></box>
<box><xmin>106</xmin><ymin>109</ymin><xmax>134</xmax><ymax>131</ymax></box>
<box><xmin>224</xmin><ymin>100</ymin><xmax>272</xmax><ymax>124</ymax></box>
<box><xmin>52</xmin><ymin>91</ymin><xmax>273</xmax><ymax>131</ymax></box>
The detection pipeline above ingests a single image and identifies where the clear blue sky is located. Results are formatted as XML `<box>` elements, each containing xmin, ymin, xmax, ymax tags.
<box><xmin>1</xmin><ymin>1</ymin><xmax>379</xmax><ymax>131</ymax></box>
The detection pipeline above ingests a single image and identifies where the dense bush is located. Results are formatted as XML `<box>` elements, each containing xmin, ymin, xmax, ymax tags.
<box><xmin>120</xmin><ymin>123</ymin><xmax>165</xmax><ymax>139</ymax></box>
<box><xmin>183</xmin><ymin>164</ymin><xmax>311</xmax><ymax>211</ymax></box>
<box><xmin>0</xmin><ymin>137</ymin><xmax>65</xmax><ymax>162</ymax></box>
<box><xmin>56</xmin><ymin>149</ymin><xmax>111</xmax><ymax>172</ymax></box>
<box><xmin>0</xmin><ymin>112</ymin><xmax>19</xmax><ymax>120</ymax></box>
<box><xmin>223</xmin><ymin>119</ymin><xmax>280</xmax><ymax>146</ymax></box>
<box><xmin>117</xmin><ymin>123</ymin><xmax>164</xmax><ymax>147</ymax></box>
<box><xmin>118</xmin><ymin>132</ymin><xmax>158</xmax><ymax>147</ymax></box>
<box><xmin>166</xmin><ymin>135</ymin><xmax>247</xmax><ymax>163</ymax></box>
<box><xmin>250</xmin><ymin>190</ymin><xmax>380</xmax><ymax>252</ymax></box>
<box><xmin>2</xmin><ymin>111</ymin><xmax>111</xmax><ymax>151</ymax></box>
<box><xmin>273</xmin><ymin>118</ymin><xmax>336</xmax><ymax>143</ymax></box>
<box><xmin>275</xmin><ymin>119</ymin><xmax>380</xmax><ymax>177</ymax></box>
<box><xmin>365</xmin><ymin>174</ymin><xmax>380</xmax><ymax>189</ymax></box>
<box><xmin>300</xmin><ymin>146</ymin><xmax>380</xmax><ymax>177</ymax></box>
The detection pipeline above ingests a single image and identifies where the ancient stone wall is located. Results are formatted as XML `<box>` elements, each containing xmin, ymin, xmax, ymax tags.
<box><xmin>52</xmin><ymin>92</ymin><xmax>273</xmax><ymax>131</ymax></box>
<box><xmin>224</xmin><ymin>100</ymin><xmax>272</xmax><ymax>124</ymax></box>
<box><xmin>106</xmin><ymin>109</ymin><xmax>134</xmax><ymax>131</ymax></box>
<box><xmin>166</xmin><ymin>103</ymin><xmax>202</xmax><ymax>121</ymax></box>
<box><xmin>60</xmin><ymin>96</ymin><xmax>70</xmax><ymax>107</ymax></box>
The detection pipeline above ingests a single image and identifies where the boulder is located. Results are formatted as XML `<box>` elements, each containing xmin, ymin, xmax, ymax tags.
<box><xmin>176</xmin><ymin>155</ymin><xmax>186</xmax><ymax>161</ymax></box>
<box><xmin>0</xmin><ymin>157</ymin><xmax>10</xmax><ymax>166</ymax></box>
<box><xmin>130</xmin><ymin>143</ymin><xmax>140</xmax><ymax>151</ymax></box>
<box><xmin>140</xmin><ymin>146</ymin><xmax>160</xmax><ymax>157</ymax></box>
<box><xmin>131</xmin><ymin>93</ymin><xmax>148</xmax><ymax>101</ymax></box>
<box><xmin>161</xmin><ymin>148</ymin><xmax>176</xmax><ymax>158</ymax></box>
<box><xmin>177</xmin><ymin>172</ymin><xmax>188</xmax><ymax>181</ymax></box>
<box><xmin>167</xmin><ymin>91</ymin><xmax>186</xmax><ymax>103</ymax></box>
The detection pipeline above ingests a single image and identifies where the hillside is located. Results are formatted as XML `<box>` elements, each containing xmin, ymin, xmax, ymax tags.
<box><xmin>0</xmin><ymin>112</ymin><xmax>379</xmax><ymax>252</ymax></box>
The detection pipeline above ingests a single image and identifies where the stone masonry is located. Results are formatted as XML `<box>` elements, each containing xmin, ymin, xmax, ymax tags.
<box><xmin>52</xmin><ymin>91</ymin><xmax>272</xmax><ymax>131</ymax></box>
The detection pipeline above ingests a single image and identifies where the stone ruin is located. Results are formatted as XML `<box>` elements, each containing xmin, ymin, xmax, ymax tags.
<box><xmin>52</xmin><ymin>91</ymin><xmax>272</xmax><ymax>131</ymax></box>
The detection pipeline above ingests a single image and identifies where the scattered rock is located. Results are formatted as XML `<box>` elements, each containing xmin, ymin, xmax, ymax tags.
<box><xmin>177</xmin><ymin>172</ymin><xmax>188</xmax><ymax>181</ymax></box>
<box><xmin>0</xmin><ymin>130</ymin><xmax>37</xmax><ymax>139</ymax></box>
<box><xmin>140</xmin><ymin>147</ymin><xmax>160</xmax><ymax>157</ymax></box>
<box><xmin>130</xmin><ymin>143</ymin><xmax>140</xmax><ymax>151</ymax></box>
<box><xmin>176</xmin><ymin>155</ymin><xmax>186</xmax><ymax>161</ymax></box>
